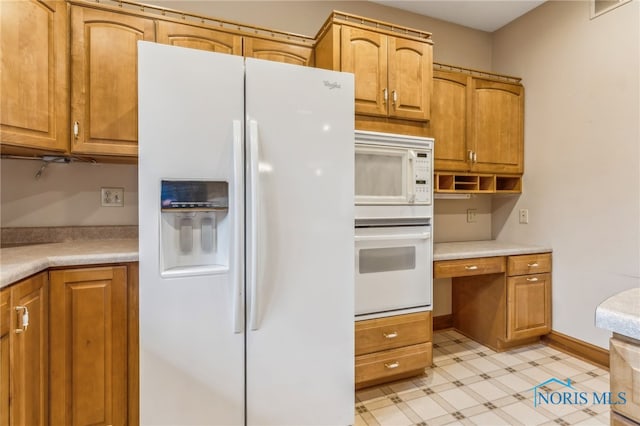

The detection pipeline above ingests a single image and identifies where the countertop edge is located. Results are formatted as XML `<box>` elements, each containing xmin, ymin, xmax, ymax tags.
<box><xmin>595</xmin><ymin>287</ymin><xmax>640</xmax><ymax>341</ymax></box>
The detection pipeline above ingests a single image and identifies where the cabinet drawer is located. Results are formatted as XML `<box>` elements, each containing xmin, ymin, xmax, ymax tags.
<box><xmin>355</xmin><ymin>342</ymin><xmax>432</xmax><ymax>386</ymax></box>
<box><xmin>508</xmin><ymin>253</ymin><xmax>551</xmax><ymax>276</ymax></box>
<box><xmin>355</xmin><ymin>312</ymin><xmax>431</xmax><ymax>356</ymax></box>
<box><xmin>434</xmin><ymin>256</ymin><xmax>505</xmax><ymax>279</ymax></box>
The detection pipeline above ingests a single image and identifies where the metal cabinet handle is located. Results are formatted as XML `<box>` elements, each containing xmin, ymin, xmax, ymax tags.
<box><xmin>468</xmin><ymin>150</ymin><xmax>473</xmax><ymax>161</ymax></box>
<box><xmin>383</xmin><ymin>88</ymin><xmax>388</xmax><ymax>105</ymax></box>
<box><xmin>527</xmin><ymin>262</ymin><xmax>539</xmax><ymax>267</ymax></box>
<box><xmin>15</xmin><ymin>306</ymin><xmax>29</xmax><ymax>334</ymax></box>
<box><xmin>526</xmin><ymin>277</ymin><xmax>539</xmax><ymax>282</ymax></box>
<box><xmin>464</xmin><ymin>265</ymin><xmax>479</xmax><ymax>270</ymax></box>
<box><xmin>473</xmin><ymin>151</ymin><xmax>477</xmax><ymax>163</ymax></box>
<box><xmin>384</xmin><ymin>361</ymin><xmax>400</xmax><ymax>369</ymax></box>
<box><xmin>73</xmin><ymin>121</ymin><xmax>79</xmax><ymax>139</ymax></box>
<box><xmin>383</xmin><ymin>331</ymin><xmax>398</xmax><ymax>339</ymax></box>
<box><xmin>392</xmin><ymin>90</ymin><xmax>397</xmax><ymax>106</ymax></box>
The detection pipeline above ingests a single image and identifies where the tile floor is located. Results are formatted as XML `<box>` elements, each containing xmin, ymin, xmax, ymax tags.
<box><xmin>355</xmin><ymin>330</ymin><xmax>611</xmax><ymax>426</ymax></box>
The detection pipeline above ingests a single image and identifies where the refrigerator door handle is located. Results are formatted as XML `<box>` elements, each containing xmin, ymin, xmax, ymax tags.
<box><xmin>248</xmin><ymin>119</ymin><xmax>260</xmax><ymax>331</ymax></box>
<box><xmin>232</xmin><ymin>120</ymin><xmax>244</xmax><ymax>334</ymax></box>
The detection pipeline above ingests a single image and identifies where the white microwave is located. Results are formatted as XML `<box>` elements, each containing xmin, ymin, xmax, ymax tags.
<box><xmin>355</xmin><ymin>131</ymin><xmax>434</xmax><ymax>206</ymax></box>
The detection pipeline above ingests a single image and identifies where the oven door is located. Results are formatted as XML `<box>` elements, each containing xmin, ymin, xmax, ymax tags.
<box><xmin>354</xmin><ymin>223</ymin><xmax>432</xmax><ymax>317</ymax></box>
<box><xmin>355</xmin><ymin>145</ymin><xmax>411</xmax><ymax>205</ymax></box>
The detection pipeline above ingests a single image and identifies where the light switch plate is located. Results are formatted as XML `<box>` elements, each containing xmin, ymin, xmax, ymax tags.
<box><xmin>466</xmin><ymin>208</ymin><xmax>477</xmax><ymax>223</ymax></box>
<box><xmin>101</xmin><ymin>187</ymin><xmax>124</xmax><ymax>207</ymax></box>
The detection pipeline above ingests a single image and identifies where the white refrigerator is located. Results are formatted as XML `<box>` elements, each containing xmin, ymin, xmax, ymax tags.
<box><xmin>138</xmin><ymin>42</ymin><xmax>355</xmax><ymax>425</ymax></box>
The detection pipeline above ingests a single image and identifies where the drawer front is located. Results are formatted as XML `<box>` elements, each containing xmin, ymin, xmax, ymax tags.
<box><xmin>610</xmin><ymin>337</ymin><xmax>640</xmax><ymax>422</ymax></box>
<box><xmin>508</xmin><ymin>253</ymin><xmax>551</xmax><ymax>276</ymax></box>
<box><xmin>356</xmin><ymin>312</ymin><xmax>432</xmax><ymax>356</ymax></box>
<box><xmin>434</xmin><ymin>256</ymin><xmax>505</xmax><ymax>279</ymax></box>
<box><xmin>355</xmin><ymin>342</ymin><xmax>432</xmax><ymax>385</ymax></box>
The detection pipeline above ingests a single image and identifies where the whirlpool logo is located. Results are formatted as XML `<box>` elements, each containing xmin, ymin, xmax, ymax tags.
<box><xmin>323</xmin><ymin>80</ymin><xmax>341</xmax><ymax>90</ymax></box>
<box><xmin>531</xmin><ymin>378</ymin><xmax>627</xmax><ymax>407</ymax></box>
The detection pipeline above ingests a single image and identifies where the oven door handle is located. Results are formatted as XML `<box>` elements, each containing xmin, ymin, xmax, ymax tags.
<box><xmin>355</xmin><ymin>232</ymin><xmax>431</xmax><ymax>242</ymax></box>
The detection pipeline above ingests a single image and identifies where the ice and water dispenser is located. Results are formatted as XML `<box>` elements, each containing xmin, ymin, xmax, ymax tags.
<box><xmin>160</xmin><ymin>180</ymin><xmax>229</xmax><ymax>277</ymax></box>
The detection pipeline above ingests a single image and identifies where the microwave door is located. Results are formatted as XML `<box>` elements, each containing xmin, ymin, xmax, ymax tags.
<box><xmin>355</xmin><ymin>146</ymin><xmax>409</xmax><ymax>204</ymax></box>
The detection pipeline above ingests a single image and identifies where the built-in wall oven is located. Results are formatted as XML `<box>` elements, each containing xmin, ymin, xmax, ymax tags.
<box><xmin>354</xmin><ymin>131</ymin><xmax>434</xmax><ymax>320</ymax></box>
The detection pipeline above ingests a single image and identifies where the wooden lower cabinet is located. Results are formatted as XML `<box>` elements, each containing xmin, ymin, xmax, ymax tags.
<box><xmin>49</xmin><ymin>265</ymin><xmax>134</xmax><ymax>426</ymax></box>
<box><xmin>355</xmin><ymin>312</ymin><xmax>432</xmax><ymax>389</ymax></box>
<box><xmin>0</xmin><ymin>272</ymin><xmax>48</xmax><ymax>426</ymax></box>
<box><xmin>443</xmin><ymin>253</ymin><xmax>552</xmax><ymax>351</ymax></box>
<box><xmin>609</xmin><ymin>334</ymin><xmax>640</xmax><ymax>423</ymax></box>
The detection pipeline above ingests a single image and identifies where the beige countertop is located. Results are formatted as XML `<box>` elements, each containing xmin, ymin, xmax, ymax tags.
<box><xmin>595</xmin><ymin>287</ymin><xmax>640</xmax><ymax>341</ymax></box>
<box><xmin>1</xmin><ymin>238</ymin><xmax>551</xmax><ymax>289</ymax></box>
<box><xmin>434</xmin><ymin>240</ymin><xmax>552</xmax><ymax>261</ymax></box>
<box><xmin>0</xmin><ymin>239</ymin><xmax>138</xmax><ymax>289</ymax></box>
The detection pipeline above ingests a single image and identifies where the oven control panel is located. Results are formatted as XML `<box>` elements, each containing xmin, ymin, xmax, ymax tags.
<box><xmin>414</xmin><ymin>151</ymin><xmax>431</xmax><ymax>203</ymax></box>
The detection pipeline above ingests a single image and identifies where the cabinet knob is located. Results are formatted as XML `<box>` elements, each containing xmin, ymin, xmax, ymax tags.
<box><xmin>14</xmin><ymin>305</ymin><xmax>29</xmax><ymax>334</ymax></box>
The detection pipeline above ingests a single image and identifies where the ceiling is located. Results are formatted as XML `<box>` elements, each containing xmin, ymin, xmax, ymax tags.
<box><xmin>370</xmin><ymin>1</ymin><xmax>546</xmax><ymax>32</ymax></box>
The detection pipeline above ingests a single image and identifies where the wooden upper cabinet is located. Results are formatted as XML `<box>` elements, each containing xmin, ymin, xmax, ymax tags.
<box><xmin>49</xmin><ymin>266</ymin><xmax>128</xmax><ymax>426</ymax></box>
<box><xmin>470</xmin><ymin>78</ymin><xmax>524</xmax><ymax>174</ymax></box>
<box><xmin>2</xmin><ymin>273</ymin><xmax>48</xmax><ymax>426</ymax></box>
<box><xmin>0</xmin><ymin>0</ymin><xmax>68</xmax><ymax>154</ymax></box>
<box><xmin>431</xmin><ymin>70</ymin><xmax>470</xmax><ymax>172</ymax></box>
<box><xmin>157</xmin><ymin>20</ymin><xmax>242</xmax><ymax>55</ymax></box>
<box><xmin>340</xmin><ymin>26</ymin><xmax>388</xmax><ymax>117</ymax></box>
<box><xmin>70</xmin><ymin>6</ymin><xmax>155</xmax><ymax>157</ymax></box>
<box><xmin>387</xmin><ymin>37</ymin><xmax>432</xmax><ymax>121</ymax></box>
<box><xmin>430</xmin><ymin>66</ymin><xmax>524</xmax><ymax>174</ymax></box>
<box><xmin>315</xmin><ymin>13</ymin><xmax>433</xmax><ymax>124</ymax></box>
<box><xmin>244</xmin><ymin>37</ymin><xmax>314</xmax><ymax>66</ymax></box>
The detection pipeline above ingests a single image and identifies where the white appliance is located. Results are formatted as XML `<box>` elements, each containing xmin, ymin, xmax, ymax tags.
<box><xmin>355</xmin><ymin>130</ymin><xmax>434</xmax><ymax>220</ymax></box>
<box><xmin>353</xmin><ymin>131</ymin><xmax>433</xmax><ymax>320</ymax></box>
<box><xmin>354</xmin><ymin>218</ymin><xmax>432</xmax><ymax>319</ymax></box>
<box><xmin>138</xmin><ymin>42</ymin><xmax>355</xmax><ymax>426</ymax></box>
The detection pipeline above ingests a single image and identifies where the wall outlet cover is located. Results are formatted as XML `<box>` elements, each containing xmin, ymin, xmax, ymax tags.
<box><xmin>101</xmin><ymin>187</ymin><xmax>124</xmax><ymax>207</ymax></box>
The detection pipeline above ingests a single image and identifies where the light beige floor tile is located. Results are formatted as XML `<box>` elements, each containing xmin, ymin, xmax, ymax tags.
<box><xmin>357</xmin><ymin>387</ymin><xmax>387</xmax><ymax>402</ymax></box>
<box><xmin>542</xmin><ymin>361</ymin><xmax>584</xmax><ymax>379</ymax></box>
<box><xmin>362</xmin><ymin>396</ymin><xmax>395</xmax><ymax>411</ymax></box>
<box><xmin>520</xmin><ymin>366</ymin><xmax>557</xmax><ymax>383</ymax></box>
<box><xmin>537</xmin><ymin>399</ymin><xmax>582</xmax><ymax>418</ymax></box>
<box><xmin>369</xmin><ymin>404</ymin><xmax>413</xmax><ymax>426</ymax></box>
<box><xmin>467</xmin><ymin>379</ymin><xmax>510</xmax><ymax>401</ymax></box>
<box><xmin>512</xmin><ymin>348</ymin><xmax>549</xmax><ymax>361</ymax></box>
<box><xmin>490</xmin><ymin>352</ymin><xmax>528</xmax><ymax>367</ymax></box>
<box><xmin>494</xmin><ymin>371</ymin><xmax>536</xmax><ymax>392</ymax></box>
<box><xmin>437</xmin><ymin>387</ymin><xmax>481</xmax><ymax>411</ymax></box>
<box><xmin>354</xmin><ymin>413</ymin><xmax>369</xmax><ymax>426</ymax></box>
<box><xmin>404</xmin><ymin>395</ymin><xmax>449</xmax><ymax>420</ymax></box>
<box><xmin>468</xmin><ymin>410</ymin><xmax>514</xmax><ymax>426</ymax></box>
<box><xmin>422</xmin><ymin>370</ymin><xmax>452</xmax><ymax>387</ymax></box>
<box><xmin>439</xmin><ymin>362</ymin><xmax>477</xmax><ymax>380</ymax></box>
<box><xmin>500</xmin><ymin>401</ymin><xmax>553</xmax><ymax>425</ymax></box>
<box><xmin>464</xmin><ymin>356</ymin><xmax>503</xmax><ymax>374</ymax></box>
<box><xmin>578</xmin><ymin>377</ymin><xmax>610</xmax><ymax>393</ymax></box>
<box><xmin>360</xmin><ymin>410</ymin><xmax>380</xmax><ymax>426</ymax></box>
<box><xmin>388</xmin><ymin>379</ymin><xmax>422</xmax><ymax>394</ymax></box>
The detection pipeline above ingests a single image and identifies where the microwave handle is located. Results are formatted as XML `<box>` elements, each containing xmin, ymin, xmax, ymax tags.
<box><xmin>355</xmin><ymin>232</ymin><xmax>431</xmax><ymax>242</ymax></box>
<box><xmin>407</xmin><ymin>150</ymin><xmax>416</xmax><ymax>203</ymax></box>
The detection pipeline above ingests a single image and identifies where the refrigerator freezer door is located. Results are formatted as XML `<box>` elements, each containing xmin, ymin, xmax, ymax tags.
<box><xmin>138</xmin><ymin>42</ymin><xmax>245</xmax><ymax>425</ymax></box>
<box><xmin>245</xmin><ymin>59</ymin><xmax>355</xmax><ymax>425</ymax></box>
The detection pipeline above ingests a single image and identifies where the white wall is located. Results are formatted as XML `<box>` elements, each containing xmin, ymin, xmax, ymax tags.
<box><xmin>492</xmin><ymin>0</ymin><xmax>640</xmax><ymax>348</ymax></box>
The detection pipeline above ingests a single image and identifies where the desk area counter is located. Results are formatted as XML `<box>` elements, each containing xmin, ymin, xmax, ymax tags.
<box><xmin>0</xmin><ymin>239</ymin><xmax>138</xmax><ymax>289</ymax></box>
<box><xmin>434</xmin><ymin>240</ymin><xmax>552</xmax><ymax>261</ymax></box>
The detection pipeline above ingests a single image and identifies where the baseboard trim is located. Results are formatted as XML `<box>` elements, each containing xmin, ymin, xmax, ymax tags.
<box><xmin>542</xmin><ymin>330</ymin><xmax>609</xmax><ymax>370</ymax></box>
<box><xmin>433</xmin><ymin>314</ymin><xmax>454</xmax><ymax>331</ymax></box>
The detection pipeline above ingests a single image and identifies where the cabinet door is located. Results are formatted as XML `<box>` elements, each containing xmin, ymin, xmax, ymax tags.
<box><xmin>8</xmin><ymin>273</ymin><xmax>48</xmax><ymax>426</ymax></box>
<box><xmin>70</xmin><ymin>6</ymin><xmax>155</xmax><ymax>157</ymax></box>
<box><xmin>341</xmin><ymin>26</ymin><xmax>388</xmax><ymax>117</ymax></box>
<box><xmin>49</xmin><ymin>266</ymin><xmax>128</xmax><ymax>426</ymax></box>
<box><xmin>0</xmin><ymin>0</ymin><xmax>68</xmax><ymax>153</ymax></box>
<box><xmin>387</xmin><ymin>37</ymin><xmax>432</xmax><ymax>121</ymax></box>
<box><xmin>243</xmin><ymin>37</ymin><xmax>313</xmax><ymax>66</ymax></box>
<box><xmin>157</xmin><ymin>20</ymin><xmax>242</xmax><ymax>55</ymax></box>
<box><xmin>469</xmin><ymin>78</ymin><xmax>524</xmax><ymax>174</ymax></box>
<box><xmin>507</xmin><ymin>273</ymin><xmax>551</xmax><ymax>341</ymax></box>
<box><xmin>0</xmin><ymin>290</ymin><xmax>9</xmax><ymax>426</ymax></box>
<box><xmin>431</xmin><ymin>70</ymin><xmax>470</xmax><ymax>171</ymax></box>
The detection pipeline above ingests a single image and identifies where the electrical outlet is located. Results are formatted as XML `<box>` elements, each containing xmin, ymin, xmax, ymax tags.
<box><xmin>101</xmin><ymin>187</ymin><xmax>124</xmax><ymax>207</ymax></box>
<box><xmin>466</xmin><ymin>208</ymin><xmax>477</xmax><ymax>223</ymax></box>
<box><xmin>519</xmin><ymin>208</ymin><xmax>529</xmax><ymax>224</ymax></box>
